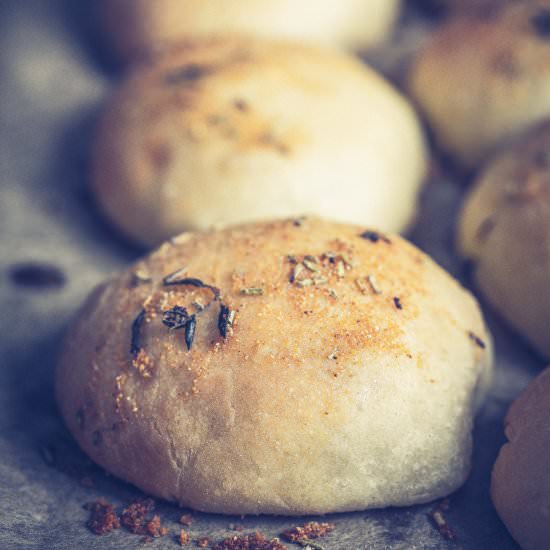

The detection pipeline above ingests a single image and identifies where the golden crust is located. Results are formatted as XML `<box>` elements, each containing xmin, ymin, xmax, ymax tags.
<box><xmin>458</xmin><ymin>121</ymin><xmax>550</xmax><ymax>358</ymax></box>
<box><xmin>57</xmin><ymin>218</ymin><xmax>492</xmax><ymax>514</ymax></box>
<box><xmin>92</xmin><ymin>36</ymin><xmax>426</xmax><ymax>246</ymax></box>
<box><xmin>491</xmin><ymin>367</ymin><xmax>550</xmax><ymax>550</ymax></box>
<box><xmin>409</xmin><ymin>1</ymin><xmax>550</xmax><ymax>168</ymax></box>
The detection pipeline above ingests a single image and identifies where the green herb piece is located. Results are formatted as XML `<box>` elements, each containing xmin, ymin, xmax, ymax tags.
<box><xmin>367</xmin><ymin>274</ymin><xmax>382</xmax><ymax>295</ymax></box>
<box><xmin>218</xmin><ymin>304</ymin><xmax>236</xmax><ymax>338</ymax></box>
<box><xmin>336</xmin><ymin>261</ymin><xmax>345</xmax><ymax>278</ymax></box>
<box><xmin>313</xmin><ymin>275</ymin><xmax>328</xmax><ymax>285</ymax></box>
<box><xmin>355</xmin><ymin>278</ymin><xmax>368</xmax><ymax>294</ymax></box>
<box><xmin>328</xmin><ymin>289</ymin><xmax>338</xmax><ymax>299</ymax></box>
<box><xmin>296</xmin><ymin>279</ymin><xmax>314</xmax><ymax>288</ymax></box>
<box><xmin>185</xmin><ymin>315</ymin><xmax>197</xmax><ymax>351</ymax></box>
<box><xmin>162</xmin><ymin>306</ymin><xmax>189</xmax><ymax>329</ymax></box>
<box><xmin>240</xmin><ymin>287</ymin><xmax>264</xmax><ymax>296</ymax></box>
<box><xmin>291</xmin><ymin>263</ymin><xmax>304</xmax><ymax>283</ymax></box>
<box><xmin>303</xmin><ymin>257</ymin><xmax>319</xmax><ymax>272</ymax></box>
<box><xmin>130</xmin><ymin>309</ymin><xmax>146</xmax><ymax>357</ymax></box>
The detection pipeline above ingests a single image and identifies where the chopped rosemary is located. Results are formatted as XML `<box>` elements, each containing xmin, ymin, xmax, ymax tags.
<box><xmin>162</xmin><ymin>306</ymin><xmax>189</xmax><ymax>329</ymax></box>
<box><xmin>218</xmin><ymin>304</ymin><xmax>236</xmax><ymax>338</ymax></box>
<box><xmin>162</xmin><ymin>267</ymin><xmax>188</xmax><ymax>285</ymax></box>
<box><xmin>328</xmin><ymin>289</ymin><xmax>338</xmax><ymax>299</ymax></box>
<box><xmin>360</xmin><ymin>230</ymin><xmax>391</xmax><ymax>244</ymax></box>
<box><xmin>296</xmin><ymin>279</ymin><xmax>314</xmax><ymax>288</ymax></box>
<box><xmin>287</xmin><ymin>255</ymin><xmax>298</xmax><ymax>264</ymax></box>
<box><xmin>312</xmin><ymin>275</ymin><xmax>328</xmax><ymax>285</ymax></box>
<box><xmin>393</xmin><ymin>297</ymin><xmax>403</xmax><ymax>310</ymax></box>
<box><xmin>130</xmin><ymin>309</ymin><xmax>146</xmax><ymax>357</ymax></box>
<box><xmin>328</xmin><ymin>349</ymin><xmax>338</xmax><ymax>360</ymax></box>
<box><xmin>336</xmin><ymin>261</ymin><xmax>345</xmax><ymax>278</ymax></box>
<box><xmin>367</xmin><ymin>274</ymin><xmax>382</xmax><ymax>295</ymax></box>
<box><xmin>291</xmin><ymin>263</ymin><xmax>304</xmax><ymax>283</ymax></box>
<box><xmin>240</xmin><ymin>287</ymin><xmax>264</xmax><ymax>295</ymax></box>
<box><xmin>185</xmin><ymin>315</ymin><xmax>197</xmax><ymax>350</ymax></box>
<box><xmin>355</xmin><ymin>278</ymin><xmax>368</xmax><ymax>294</ymax></box>
<box><xmin>303</xmin><ymin>257</ymin><xmax>319</xmax><ymax>272</ymax></box>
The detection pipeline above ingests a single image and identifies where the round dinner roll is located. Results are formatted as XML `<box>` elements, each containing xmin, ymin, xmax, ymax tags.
<box><xmin>409</xmin><ymin>1</ymin><xmax>550</xmax><ymax>168</ymax></box>
<box><xmin>458</xmin><ymin>121</ymin><xmax>550</xmax><ymax>359</ymax></box>
<box><xmin>92</xmin><ymin>36</ymin><xmax>427</xmax><ymax>247</ymax></box>
<box><xmin>492</xmin><ymin>367</ymin><xmax>550</xmax><ymax>550</ymax></box>
<box><xmin>100</xmin><ymin>0</ymin><xmax>401</xmax><ymax>64</ymax></box>
<box><xmin>57</xmin><ymin>217</ymin><xmax>493</xmax><ymax>515</ymax></box>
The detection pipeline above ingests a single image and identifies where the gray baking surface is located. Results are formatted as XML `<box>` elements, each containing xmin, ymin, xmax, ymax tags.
<box><xmin>0</xmin><ymin>1</ymin><xmax>542</xmax><ymax>549</ymax></box>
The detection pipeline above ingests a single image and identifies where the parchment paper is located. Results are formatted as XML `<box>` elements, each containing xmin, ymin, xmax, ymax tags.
<box><xmin>0</xmin><ymin>1</ymin><xmax>541</xmax><ymax>548</ymax></box>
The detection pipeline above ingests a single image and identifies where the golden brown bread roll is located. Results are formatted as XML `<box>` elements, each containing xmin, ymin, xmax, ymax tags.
<box><xmin>92</xmin><ymin>36</ymin><xmax>427</xmax><ymax>247</ymax></box>
<box><xmin>458</xmin><ymin>121</ymin><xmax>550</xmax><ymax>359</ymax></box>
<box><xmin>492</xmin><ymin>367</ymin><xmax>550</xmax><ymax>550</ymax></box>
<box><xmin>409</xmin><ymin>1</ymin><xmax>550</xmax><ymax>168</ymax></box>
<box><xmin>57</xmin><ymin>217</ymin><xmax>493</xmax><ymax>515</ymax></box>
<box><xmin>101</xmin><ymin>0</ymin><xmax>401</xmax><ymax>64</ymax></box>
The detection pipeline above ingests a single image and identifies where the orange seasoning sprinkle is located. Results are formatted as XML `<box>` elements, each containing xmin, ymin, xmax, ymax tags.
<box><xmin>121</xmin><ymin>498</ymin><xmax>156</xmax><ymax>534</ymax></box>
<box><xmin>85</xmin><ymin>499</ymin><xmax>120</xmax><ymax>535</ymax></box>
<box><xmin>429</xmin><ymin>499</ymin><xmax>457</xmax><ymax>541</ymax></box>
<box><xmin>282</xmin><ymin>521</ymin><xmax>335</xmax><ymax>542</ymax></box>
<box><xmin>179</xmin><ymin>529</ymin><xmax>191</xmax><ymax>546</ymax></box>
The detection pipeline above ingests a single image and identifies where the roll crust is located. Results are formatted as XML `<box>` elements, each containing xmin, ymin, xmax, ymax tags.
<box><xmin>57</xmin><ymin>218</ymin><xmax>493</xmax><ymax>515</ymax></box>
<box><xmin>492</xmin><ymin>367</ymin><xmax>550</xmax><ymax>550</ymax></box>
<box><xmin>410</xmin><ymin>1</ymin><xmax>550</xmax><ymax>168</ymax></box>
<box><xmin>458</xmin><ymin>121</ymin><xmax>550</xmax><ymax>358</ymax></box>
<box><xmin>92</xmin><ymin>36</ymin><xmax>426</xmax><ymax>246</ymax></box>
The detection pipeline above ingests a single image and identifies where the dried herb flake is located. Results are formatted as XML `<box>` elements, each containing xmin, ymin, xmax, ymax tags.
<box><xmin>131</xmin><ymin>309</ymin><xmax>146</xmax><ymax>357</ymax></box>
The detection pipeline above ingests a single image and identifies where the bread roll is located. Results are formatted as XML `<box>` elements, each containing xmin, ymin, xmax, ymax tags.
<box><xmin>409</xmin><ymin>1</ymin><xmax>550</xmax><ymax>168</ymax></box>
<box><xmin>92</xmin><ymin>36</ymin><xmax>427</xmax><ymax>247</ymax></box>
<box><xmin>492</xmin><ymin>367</ymin><xmax>550</xmax><ymax>550</ymax></box>
<box><xmin>458</xmin><ymin>121</ymin><xmax>550</xmax><ymax>358</ymax></box>
<box><xmin>101</xmin><ymin>0</ymin><xmax>401</xmax><ymax>64</ymax></box>
<box><xmin>57</xmin><ymin>217</ymin><xmax>493</xmax><ymax>515</ymax></box>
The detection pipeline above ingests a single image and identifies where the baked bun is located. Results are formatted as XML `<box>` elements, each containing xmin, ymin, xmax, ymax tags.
<box><xmin>492</xmin><ymin>367</ymin><xmax>550</xmax><ymax>550</ymax></box>
<box><xmin>101</xmin><ymin>0</ymin><xmax>401</xmax><ymax>64</ymax></box>
<box><xmin>57</xmin><ymin>218</ymin><xmax>493</xmax><ymax>515</ymax></box>
<box><xmin>409</xmin><ymin>2</ymin><xmax>550</xmax><ymax>168</ymax></box>
<box><xmin>458</xmin><ymin>121</ymin><xmax>550</xmax><ymax>358</ymax></box>
<box><xmin>92</xmin><ymin>37</ymin><xmax>427</xmax><ymax>247</ymax></box>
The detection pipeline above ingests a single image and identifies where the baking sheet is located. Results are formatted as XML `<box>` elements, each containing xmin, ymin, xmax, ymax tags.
<box><xmin>0</xmin><ymin>1</ymin><xmax>542</xmax><ymax>548</ymax></box>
